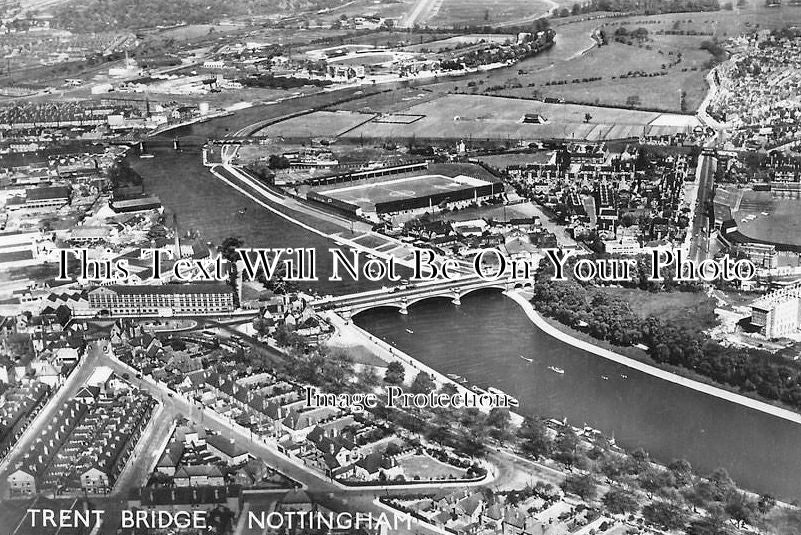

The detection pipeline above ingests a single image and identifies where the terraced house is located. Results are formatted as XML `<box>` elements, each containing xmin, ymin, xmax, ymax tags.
<box><xmin>6</xmin><ymin>383</ymin><xmax>155</xmax><ymax>496</ymax></box>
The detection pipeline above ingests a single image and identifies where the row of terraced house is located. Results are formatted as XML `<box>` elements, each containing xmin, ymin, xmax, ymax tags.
<box><xmin>7</xmin><ymin>376</ymin><xmax>155</xmax><ymax>497</ymax></box>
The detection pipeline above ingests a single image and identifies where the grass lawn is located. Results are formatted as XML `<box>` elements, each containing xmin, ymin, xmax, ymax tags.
<box><xmin>398</xmin><ymin>454</ymin><xmax>467</xmax><ymax>480</ymax></box>
<box><xmin>604</xmin><ymin>287</ymin><xmax>718</xmax><ymax>333</ymax></box>
<box><xmin>401</xmin><ymin>34</ymin><xmax>516</xmax><ymax>53</ymax></box>
<box><xmin>733</xmin><ymin>190</ymin><xmax>801</xmax><ymax>247</ymax></box>
<box><xmin>339</xmin><ymin>93</ymin><xmax>697</xmax><ymax>142</ymax></box>
<box><xmin>487</xmin><ymin>30</ymin><xmax>711</xmax><ymax>112</ymax></box>
<box><xmin>426</xmin><ymin>0</ymin><xmax>553</xmax><ymax>27</ymax></box>
<box><xmin>330</xmin><ymin>344</ymin><xmax>388</xmax><ymax>367</ymax></box>
<box><xmin>258</xmin><ymin>110</ymin><xmax>375</xmax><ymax>138</ymax></box>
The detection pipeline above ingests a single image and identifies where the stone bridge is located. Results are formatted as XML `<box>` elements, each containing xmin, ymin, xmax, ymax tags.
<box><xmin>311</xmin><ymin>275</ymin><xmax>534</xmax><ymax>318</ymax></box>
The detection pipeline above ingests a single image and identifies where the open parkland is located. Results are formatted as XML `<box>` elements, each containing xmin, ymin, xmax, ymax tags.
<box><xmin>258</xmin><ymin>93</ymin><xmax>701</xmax><ymax>143</ymax></box>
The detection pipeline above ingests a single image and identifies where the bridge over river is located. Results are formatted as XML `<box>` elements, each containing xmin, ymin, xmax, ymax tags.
<box><xmin>312</xmin><ymin>273</ymin><xmax>533</xmax><ymax>317</ymax></box>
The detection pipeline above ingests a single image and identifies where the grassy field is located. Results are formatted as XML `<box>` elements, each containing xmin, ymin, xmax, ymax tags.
<box><xmin>428</xmin><ymin>3</ymin><xmax>801</xmax><ymax>112</ymax></box>
<box><xmin>397</xmin><ymin>454</ymin><xmax>467</xmax><ymax>480</ymax></box>
<box><xmin>491</xmin><ymin>37</ymin><xmax>709</xmax><ymax>111</ymax></box>
<box><xmin>328</xmin><ymin>52</ymin><xmax>397</xmax><ymax>65</ymax></box>
<box><xmin>400</xmin><ymin>34</ymin><xmax>516</xmax><ymax>53</ymax></box>
<box><xmin>334</xmin><ymin>93</ymin><xmax>699</xmax><ymax>141</ymax></box>
<box><xmin>605</xmin><ymin>287</ymin><xmax>718</xmax><ymax>333</ymax></box>
<box><xmin>334</xmin><ymin>87</ymin><xmax>442</xmax><ymax>114</ymax></box>
<box><xmin>480</xmin><ymin>13</ymin><xmax>716</xmax><ymax>112</ymax></box>
<box><xmin>733</xmin><ymin>190</ymin><xmax>801</xmax><ymax>247</ymax></box>
<box><xmin>425</xmin><ymin>0</ymin><xmax>553</xmax><ymax>27</ymax></box>
<box><xmin>259</xmin><ymin>110</ymin><xmax>376</xmax><ymax>138</ymax></box>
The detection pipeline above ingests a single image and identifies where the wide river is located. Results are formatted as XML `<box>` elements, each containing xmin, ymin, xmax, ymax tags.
<box><xmin>354</xmin><ymin>291</ymin><xmax>801</xmax><ymax>499</ymax></box>
<box><xmin>131</xmin><ymin>23</ymin><xmax>801</xmax><ymax>500</ymax></box>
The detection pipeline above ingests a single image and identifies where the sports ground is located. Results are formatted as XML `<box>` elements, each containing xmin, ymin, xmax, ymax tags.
<box><xmin>316</xmin><ymin>94</ymin><xmax>700</xmax><ymax>141</ymax></box>
<box><xmin>731</xmin><ymin>190</ymin><xmax>801</xmax><ymax>247</ymax></box>
<box><xmin>343</xmin><ymin>94</ymin><xmax>700</xmax><ymax>141</ymax></box>
<box><xmin>322</xmin><ymin>173</ymin><xmax>491</xmax><ymax>211</ymax></box>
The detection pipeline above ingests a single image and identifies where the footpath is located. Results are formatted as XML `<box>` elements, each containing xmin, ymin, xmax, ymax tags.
<box><xmin>505</xmin><ymin>290</ymin><xmax>801</xmax><ymax>426</ymax></box>
<box><xmin>323</xmin><ymin>310</ymin><xmax>524</xmax><ymax>425</ymax></box>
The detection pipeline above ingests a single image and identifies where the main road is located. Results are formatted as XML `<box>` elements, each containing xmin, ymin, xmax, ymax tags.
<box><xmin>96</xmin><ymin>351</ymin><xmax>565</xmax><ymax>535</ymax></box>
<box><xmin>688</xmin><ymin>152</ymin><xmax>716</xmax><ymax>262</ymax></box>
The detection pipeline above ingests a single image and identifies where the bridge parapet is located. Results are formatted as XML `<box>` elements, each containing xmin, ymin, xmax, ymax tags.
<box><xmin>319</xmin><ymin>277</ymin><xmax>527</xmax><ymax>317</ymax></box>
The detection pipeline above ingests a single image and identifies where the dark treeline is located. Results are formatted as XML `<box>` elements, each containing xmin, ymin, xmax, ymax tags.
<box><xmin>531</xmin><ymin>257</ymin><xmax>801</xmax><ymax>410</ymax></box>
<box><xmin>239</xmin><ymin>74</ymin><xmax>333</xmax><ymax>89</ymax></box>
<box><xmin>558</xmin><ymin>0</ymin><xmax>721</xmax><ymax>16</ymax></box>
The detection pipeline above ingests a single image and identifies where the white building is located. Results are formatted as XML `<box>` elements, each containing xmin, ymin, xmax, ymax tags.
<box><xmin>751</xmin><ymin>286</ymin><xmax>801</xmax><ymax>338</ymax></box>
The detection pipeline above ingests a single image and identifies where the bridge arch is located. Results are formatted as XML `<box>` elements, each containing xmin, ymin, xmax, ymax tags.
<box><xmin>349</xmin><ymin>303</ymin><xmax>404</xmax><ymax>317</ymax></box>
<box><xmin>458</xmin><ymin>284</ymin><xmax>508</xmax><ymax>298</ymax></box>
<box><xmin>345</xmin><ymin>284</ymin><xmax>510</xmax><ymax>316</ymax></box>
<box><xmin>405</xmin><ymin>293</ymin><xmax>460</xmax><ymax>309</ymax></box>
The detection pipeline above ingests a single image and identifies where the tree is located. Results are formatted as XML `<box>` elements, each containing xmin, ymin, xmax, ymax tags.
<box><xmin>684</xmin><ymin>479</ymin><xmax>716</xmax><ymax>512</ymax></box>
<box><xmin>638</xmin><ymin>468</ymin><xmax>677</xmax><ymax>498</ymax></box>
<box><xmin>561</xmin><ymin>473</ymin><xmax>596</xmax><ymax>501</ymax></box>
<box><xmin>584</xmin><ymin>112</ymin><xmax>593</xmax><ymax>123</ymax></box>
<box><xmin>219</xmin><ymin>236</ymin><xmax>243</xmax><ymax>262</ymax></box>
<box><xmin>410</xmin><ymin>371</ymin><xmax>435</xmax><ymax>394</ymax></box>
<box><xmin>245</xmin><ymin>160</ymin><xmax>275</xmax><ymax>184</ymax></box>
<box><xmin>384</xmin><ymin>361</ymin><xmax>405</xmax><ymax>385</ymax></box>
<box><xmin>487</xmin><ymin>407</ymin><xmax>510</xmax><ymax>429</ymax></box>
<box><xmin>757</xmin><ymin>493</ymin><xmax>776</xmax><ymax>515</ymax></box>
<box><xmin>553</xmin><ymin>428</ymin><xmax>580</xmax><ymax>466</ymax></box>
<box><xmin>518</xmin><ymin>417</ymin><xmax>553</xmax><ymax>459</ymax></box>
<box><xmin>642</xmin><ymin>501</ymin><xmax>687</xmax><ymax>531</ymax></box>
<box><xmin>55</xmin><ymin>304</ymin><xmax>72</xmax><ymax>326</ymax></box>
<box><xmin>687</xmin><ymin>519</ymin><xmax>733</xmax><ymax>535</ymax></box>
<box><xmin>602</xmin><ymin>489</ymin><xmax>640</xmax><ymax>515</ymax></box>
<box><xmin>357</xmin><ymin>367</ymin><xmax>381</xmax><ymax>389</ymax></box>
<box><xmin>454</xmin><ymin>430</ymin><xmax>486</xmax><ymax>458</ymax></box>
<box><xmin>439</xmin><ymin>383</ymin><xmax>459</xmax><ymax>396</ymax></box>
<box><xmin>219</xmin><ymin>236</ymin><xmax>243</xmax><ymax>307</ymax></box>
<box><xmin>709</xmin><ymin>467</ymin><xmax>735</xmax><ymax>500</ymax></box>
<box><xmin>267</xmin><ymin>154</ymin><xmax>290</xmax><ymax>169</ymax></box>
<box><xmin>725</xmin><ymin>492</ymin><xmax>756</xmax><ymax>528</ymax></box>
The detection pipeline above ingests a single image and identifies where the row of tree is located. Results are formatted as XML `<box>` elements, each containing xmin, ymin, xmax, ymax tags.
<box><xmin>519</xmin><ymin>415</ymin><xmax>777</xmax><ymax>532</ymax></box>
<box><xmin>531</xmin><ymin>276</ymin><xmax>801</xmax><ymax>412</ymax></box>
<box><xmin>558</xmin><ymin>0</ymin><xmax>721</xmax><ymax>17</ymax></box>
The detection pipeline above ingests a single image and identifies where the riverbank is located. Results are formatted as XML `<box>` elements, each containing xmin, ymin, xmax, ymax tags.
<box><xmin>505</xmin><ymin>289</ymin><xmax>801</xmax><ymax>426</ymax></box>
<box><xmin>323</xmin><ymin>310</ymin><xmax>524</xmax><ymax>425</ymax></box>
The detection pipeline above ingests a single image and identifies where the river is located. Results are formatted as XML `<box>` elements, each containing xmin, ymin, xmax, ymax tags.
<box><xmin>125</xmin><ymin>22</ymin><xmax>801</xmax><ymax>500</ymax></box>
<box><xmin>354</xmin><ymin>290</ymin><xmax>801</xmax><ymax>500</ymax></box>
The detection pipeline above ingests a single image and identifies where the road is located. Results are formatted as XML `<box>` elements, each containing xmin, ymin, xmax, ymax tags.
<box><xmin>399</xmin><ymin>0</ymin><xmax>438</xmax><ymax>28</ymax></box>
<box><xmin>0</xmin><ymin>342</ymin><xmax>106</xmax><ymax>497</ymax></box>
<box><xmin>94</xmin><ymin>343</ymin><xmax>582</xmax><ymax>534</ymax></box>
<box><xmin>98</xmin><ymin>353</ymin><xmax>511</xmax><ymax>535</ymax></box>
<box><xmin>688</xmin><ymin>152</ymin><xmax>717</xmax><ymax>262</ymax></box>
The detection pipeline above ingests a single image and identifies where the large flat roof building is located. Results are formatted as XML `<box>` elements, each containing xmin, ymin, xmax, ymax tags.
<box><xmin>86</xmin><ymin>283</ymin><xmax>236</xmax><ymax>317</ymax></box>
<box><xmin>750</xmin><ymin>285</ymin><xmax>801</xmax><ymax>338</ymax></box>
